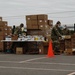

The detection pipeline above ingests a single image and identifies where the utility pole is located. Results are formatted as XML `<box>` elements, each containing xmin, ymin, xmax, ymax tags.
<box><xmin>74</xmin><ymin>23</ymin><xmax>75</xmax><ymax>32</ymax></box>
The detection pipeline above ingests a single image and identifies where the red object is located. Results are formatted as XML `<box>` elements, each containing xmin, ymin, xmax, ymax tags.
<box><xmin>47</xmin><ymin>40</ymin><xmax>54</xmax><ymax>57</ymax></box>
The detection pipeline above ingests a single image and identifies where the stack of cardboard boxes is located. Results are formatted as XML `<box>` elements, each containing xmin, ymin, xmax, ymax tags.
<box><xmin>38</xmin><ymin>14</ymin><xmax>48</xmax><ymax>31</ymax></box>
<box><xmin>60</xmin><ymin>35</ymin><xmax>75</xmax><ymax>55</ymax></box>
<box><xmin>26</xmin><ymin>15</ymin><xmax>38</xmax><ymax>29</ymax></box>
<box><xmin>0</xmin><ymin>17</ymin><xmax>12</xmax><ymax>52</ymax></box>
<box><xmin>64</xmin><ymin>35</ymin><xmax>72</xmax><ymax>55</ymax></box>
<box><xmin>65</xmin><ymin>39</ymin><xmax>72</xmax><ymax>55</ymax></box>
<box><xmin>26</xmin><ymin>14</ymin><xmax>53</xmax><ymax>37</ymax></box>
<box><xmin>59</xmin><ymin>40</ymin><xmax>65</xmax><ymax>54</ymax></box>
<box><xmin>47</xmin><ymin>20</ymin><xmax>53</xmax><ymax>27</ymax></box>
<box><xmin>26</xmin><ymin>14</ymin><xmax>53</xmax><ymax>54</ymax></box>
<box><xmin>71</xmin><ymin>34</ymin><xmax>75</xmax><ymax>54</ymax></box>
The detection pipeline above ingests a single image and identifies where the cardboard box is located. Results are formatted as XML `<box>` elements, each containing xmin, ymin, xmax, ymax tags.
<box><xmin>0</xmin><ymin>17</ymin><xmax>2</xmax><ymax>21</ymax></box>
<box><xmin>38</xmin><ymin>42</ymin><xmax>48</xmax><ymax>54</ymax></box>
<box><xmin>7</xmin><ymin>26</ymin><xmax>12</xmax><ymax>31</ymax></box>
<box><xmin>0</xmin><ymin>43</ymin><xmax>4</xmax><ymax>51</ymax></box>
<box><xmin>64</xmin><ymin>49</ymin><xmax>73</xmax><ymax>55</ymax></box>
<box><xmin>44</xmin><ymin>25</ymin><xmax>50</xmax><ymax>30</ymax></box>
<box><xmin>0</xmin><ymin>24</ymin><xmax>7</xmax><ymax>27</ymax></box>
<box><xmin>71</xmin><ymin>38</ymin><xmax>75</xmax><ymax>43</ymax></box>
<box><xmin>11</xmin><ymin>35</ymin><xmax>18</xmax><ymax>40</ymax></box>
<box><xmin>27</xmin><ymin>24</ymin><xmax>32</xmax><ymax>29</ymax></box>
<box><xmin>31</xmin><ymin>20</ymin><xmax>38</xmax><ymax>26</ymax></box>
<box><xmin>8</xmin><ymin>33</ymin><xmax>12</xmax><ymax>36</ymax></box>
<box><xmin>26</xmin><ymin>15</ymin><xmax>37</xmax><ymax>20</ymax></box>
<box><xmin>26</xmin><ymin>19</ymin><xmax>38</xmax><ymax>29</ymax></box>
<box><xmin>16</xmin><ymin>47</ymin><xmax>23</xmax><ymax>54</ymax></box>
<box><xmin>38</xmin><ymin>20</ymin><xmax>47</xmax><ymax>25</ymax></box>
<box><xmin>27</xmin><ymin>30</ymin><xmax>44</xmax><ymax>35</ymax></box>
<box><xmin>27</xmin><ymin>42</ymin><xmax>39</xmax><ymax>49</ymax></box>
<box><xmin>71</xmin><ymin>33</ymin><xmax>75</xmax><ymax>38</ymax></box>
<box><xmin>65</xmin><ymin>41</ymin><xmax>72</xmax><ymax>49</ymax></box>
<box><xmin>0</xmin><ymin>36</ymin><xmax>4</xmax><ymax>40</ymax></box>
<box><xmin>62</xmin><ymin>35</ymin><xmax>71</xmax><ymax>39</ymax></box>
<box><xmin>3</xmin><ymin>27</ymin><xmax>8</xmax><ymax>35</ymax></box>
<box><xmin>72</xmin><ymin>44</ymin><xmax>75</xmax><ymax>48</ymax></box>
<box><xmin>65</xmin><ymin>41</ymin><xmax>71</xmax><ymax>45</ymax></box>
<box><xmin>38</xmin><ymin>25</ymin><xmax>45</xmax><ymax>30</ymax></box>
<box><xmin>26</xmin><ymin>15</ymin><xmax>31</xmax><ymax>20</ymax></box>
<box><xmin>43</xmin><ymin>42</ymin><xmax>49</xmax><ymax>46</ymax></box>
<box><xmin>0</xmin><ymin>42</ymin><xmax>3</xmax><ymax>45</ymax></box>
<box><xmin>7</xmin><ymin>31</ymin><xmax>12</xmax><ymax>35</ymax></box>
<box><xmin>71</xmin><ymin>39</ymin><xmax>75</xmax><ymax>48</ymax></box>
<box><xmin>32</xmin><ymin>25</ymin><xmax>38</xmax><ymax>29</ymax></box>
<box><xmin>26</xmin><ymin>20</ymin><xmax>32</xmax><ymax>26</ymax></box>
<box><xmin>0</xmin><ymin>47</ymin><xmax>3</xmax><ymax>52</ymax></box>
<box><xmin>3</xmin><ymin>32</ymin><xmax>8</xmax><ymax>37</ymax></box>
<box><xmin>38</xmin><ymin>43</ymin><xmax>44</xmax><ymax>54</ymax></box>
<box><xmin>47</xmin><ymin>20</ymin><xmax>53</xmax><ymax>25</ymax></box>
<box><xmin>27</xmin><ymin>24</ymin><xmax>38</xmax><ymax>29</ymax></box>
<box><xmin>38</xmin><ymin>31</ymin><xmax>44</xmax><ymax>35</ymax></box>
<box><xmin>37</xmin><ymin>14</ymin><xmax>48</xmax><ymax>20</ymax></box>
<box><xmin>4</xmin><ymin>27</ymin><xmax>8</xmax><ymax>31</ymax></box>
<box><xmin>27</xmin><ymin>30</ymin><xmax>38</xmax><ymax>35</ymax></box>
<box><xmin>7</xmin><ymin>26</ymin><xmax>12</xmax><ymax>35</ymax></box>
<box><xmin>0</xmin><ymin>27</ymin><xmax>4</xmax><ymax>35</ymax></box>
<box><xmin>0</xmin><ymin>21</ymin><xmax>8</xmax><ymax>27</ymax></box>
<box><xmin>31</xmin><ymin>15</ymin><xmax>37</xmax><ymax>20</ymax></box>
<box><xmin>44</xmin><ymin>46</ymin><xmax>48</xmax><ymax>54</ymax></box>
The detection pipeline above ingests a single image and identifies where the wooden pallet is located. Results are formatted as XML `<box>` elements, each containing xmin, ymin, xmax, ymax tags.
<box><xmin>64</xmin><ymin>49</ymin><xmax>73</xmax><ymax>55</ymax></box>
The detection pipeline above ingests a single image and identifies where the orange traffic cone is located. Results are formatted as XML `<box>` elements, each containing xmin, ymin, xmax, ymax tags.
<box><xmin>47</xmin><ymin>40</ymin><xmax>54</xmax><ymax>57</ymax></box>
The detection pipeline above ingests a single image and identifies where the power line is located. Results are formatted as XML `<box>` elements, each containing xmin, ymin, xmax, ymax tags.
<box><xmin>2</xmin><ymin>10</ymin><xmax>75</xmax><ymax>18</ymax></box>
<box><xmin>47</xmin><ymin>10</ymin><xmax>75</xmax><ymax>14</ymax></box>
<box><xmin>48</xmin><ymin>15</ymin><xmax>75</xmax><ymax>18</ymax></box>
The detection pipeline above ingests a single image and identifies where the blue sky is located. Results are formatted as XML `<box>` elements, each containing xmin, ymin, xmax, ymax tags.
<box><xmin>0</xmin><ymin>0</ymin><xmax>75</xmax><ymax>26</ymax></box>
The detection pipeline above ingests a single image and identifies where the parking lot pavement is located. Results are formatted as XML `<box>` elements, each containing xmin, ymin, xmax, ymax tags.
<box><xmin>0</xmin><ymin>54</ymin><xmax>75</xmax><ymax>75</ymax></box>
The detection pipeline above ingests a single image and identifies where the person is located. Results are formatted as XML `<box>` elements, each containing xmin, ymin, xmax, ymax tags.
<box><xmin>11</xmin><ymin>23</ymin><xmax>25</xmax><ymax>53</ymax></box>
<box><xmin>14</xmin><ymin>23</ymin><xmax>25</xmax><ymax>36</ymax></box>
<box><xmin>51</xmin><ymin>21</ymin><xmax>63</xmax><ymax>41</ymax></box>
<box><xmin>12</xmin><ymin>25</ymin><xmax>16</xmax><ymax>34</ymax></box>
<box><xmin>51</xmin><ymin>21</ymin><xmax>63</xmax><ymax>54</ymax></box>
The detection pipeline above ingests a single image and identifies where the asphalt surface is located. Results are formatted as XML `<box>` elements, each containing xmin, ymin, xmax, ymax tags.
<box><xmin>0</xmin><ymin>54</ymin><xmax>75</xmax><ymax>75</ymax></box>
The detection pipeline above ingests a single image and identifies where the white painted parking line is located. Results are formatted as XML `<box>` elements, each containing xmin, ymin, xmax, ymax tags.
<box><xmin>0</xmin><ymin>66</ymin><xmax>74</xmax><ymax>72</ymax></box>
<box><xmin>24</xmin><ymin>62</ymin><xmax>75</xmax><ymax>66</ymax></box>
<box><xmin>67</xmin><ymin>72</ymin><xmax>75</xmax><ymax>75</ymax></box>
<box><xmin>0</xmin><ymin>61</ymin><xmax>18</xmax><ymax>63</ymax></box>
<box><xmin>19</xmin><ymin>57</ymin><xmax>46</xmax><ymax>63</ymax></box>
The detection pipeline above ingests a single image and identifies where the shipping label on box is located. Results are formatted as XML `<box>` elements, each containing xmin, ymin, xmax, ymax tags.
<box><xmin>26</xmin><ymin>15</ymin><xmax>31</xmax><ymax>20</ymax></box>
<box><xmin>38</xmin><ymin>25</ymin><xmax>45</xmax><ymax>30</ymax></box>
<box><xmin>38</xmin><ymin>20</ymin><xmax>47</xmax><ymax>25</ymax></box>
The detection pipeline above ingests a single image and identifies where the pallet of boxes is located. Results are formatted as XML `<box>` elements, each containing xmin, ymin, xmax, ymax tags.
<box><xmin>26</xmin><ymin>14</ymin><xmax>53</xmax><ymax>54</ymax></box>
<box><xmin>0</xmin><ymin>17</ymin><xmax>12</xmax><ymax>53</ymax></box>
<box><xmin>64</xmin><ymin>35</ymin><xmax>72</xmax><ymax>55</ymax></box>
<box><xmin>59</xmin><ymin>39</ymin><xmax>65</xmax><ymax>54</ymax></box>
<box><xmin>71</xmin><ymin>34</ymin><xmax>75</xmax><ymax>55</ymax></box>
